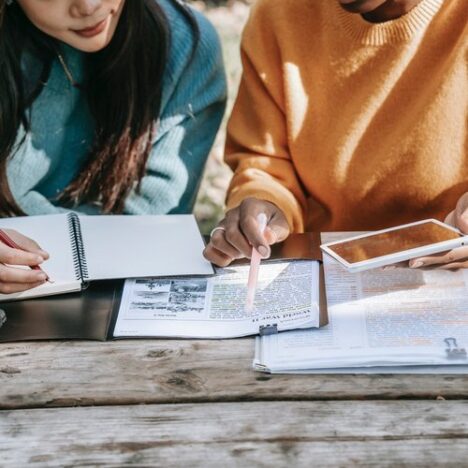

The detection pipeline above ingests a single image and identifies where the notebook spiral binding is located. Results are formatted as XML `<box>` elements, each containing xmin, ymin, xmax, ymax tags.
<box><xmin>67</xmin><ymin>213</ymin><xmax>89</xmax><ymax>283</ymax></box>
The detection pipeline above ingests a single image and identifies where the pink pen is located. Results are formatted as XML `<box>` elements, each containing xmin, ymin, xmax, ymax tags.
<box><xmin>245</xmin><ymin>213</ymin><xmax>268</xmax><ymax>313</ymax></box>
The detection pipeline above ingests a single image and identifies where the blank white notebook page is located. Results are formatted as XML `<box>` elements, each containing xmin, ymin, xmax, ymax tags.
<box><xmin>0</xmin><ymin>214</ymin><xmax>79</xmax><ymax>297</ymax></box>
<box><xmin>79</xmin><ymin>215</ymin><xmax>214</xmax><ymax>280</ymax></box>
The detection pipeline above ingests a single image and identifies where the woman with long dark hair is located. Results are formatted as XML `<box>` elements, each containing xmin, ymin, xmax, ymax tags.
<box><xmin>0</xmin><ymin>0</ymin><xmax>226</xmax><ymax>293</ymax></box>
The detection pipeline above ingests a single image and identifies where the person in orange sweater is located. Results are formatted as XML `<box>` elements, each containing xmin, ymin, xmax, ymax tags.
<box><xmin>204</xmin><ymin>0</ymin><xmax>468</xmax><ymax>269</ymax></box>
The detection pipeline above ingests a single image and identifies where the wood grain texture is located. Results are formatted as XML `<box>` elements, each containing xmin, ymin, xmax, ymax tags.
<box><xmin>2</xmin><ymin>401</ymin><xmax>468</xmax><ymax>467</ymax></box>
<box><xmin>1</xmin><ymin>340</ymin><xmax>467</xmax><ymax>410</ymax></box>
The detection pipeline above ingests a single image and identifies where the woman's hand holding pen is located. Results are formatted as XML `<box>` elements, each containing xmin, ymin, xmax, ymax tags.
<box><xmin>0</xmin><ymin>229</ymin><xmax>49</xmax><ymax>294</ymax></box>
<box><xmin>203</xmin><ymin>198</ymin><xmax>290</xmax><ymax>267</ymax></box>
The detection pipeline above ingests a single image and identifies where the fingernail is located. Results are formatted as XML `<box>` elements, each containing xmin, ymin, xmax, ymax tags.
<box><xmin>258</xmin><ymin>246</ymin><xmax>269</xmax><ymax>258</ymax></box>
<box><xmin>410</xmin><ymin>261</ymin><xmax>424</xmax><ymax>268</ymax></box>
<box><xmin>35</xmin><ymin>255</ymin><xmax>44</xmax><ymax>264</ymax></box>
<box><xmin>37</xmin><ymin>273</ymin><xmax>47</xmax><ymax>281</ymax></box>
<box><xmin>267</xmin><ymin>228</ymin><xmax>278</xmax><ymax>244</ymax></box>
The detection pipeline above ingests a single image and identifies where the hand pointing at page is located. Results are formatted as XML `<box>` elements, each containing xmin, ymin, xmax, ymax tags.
<box><xmin>203</xmin><ymin>198</ymin><xmax>290</xmax><ymax>267</ymax></box>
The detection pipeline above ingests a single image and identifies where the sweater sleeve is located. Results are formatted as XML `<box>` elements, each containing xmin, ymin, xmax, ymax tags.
<box><xmin>225</xmin><ymin>2</ymin><xmax>307</xmax><ymax>232</ymax></box>
<box><xmin>7</xmin><ymin>130</ymin><xmax>102</xmax><ymax>216</ymax></box>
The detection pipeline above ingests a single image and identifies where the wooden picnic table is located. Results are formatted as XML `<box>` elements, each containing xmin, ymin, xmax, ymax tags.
<box><xmin>1</xmin><ymin>337</ymin><xmax>468</xmax><ymax>466</ymax></box>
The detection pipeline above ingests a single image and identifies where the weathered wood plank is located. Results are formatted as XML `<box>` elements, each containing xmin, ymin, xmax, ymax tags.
<box><xmin>1</xmin><ymin>340</ymin><xmax>467</xmax><ymax>409</ymax></box>
<box><xmin>1</xmin><ymin>401</ymin><xmax>468</xmax><ymax>467</ymax></box>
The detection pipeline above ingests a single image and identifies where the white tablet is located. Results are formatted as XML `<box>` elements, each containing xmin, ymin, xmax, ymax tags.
<box><xmin>320</xmin><ymin>219</ymin><xmax>468</xmax><ymax>272</ymax></box>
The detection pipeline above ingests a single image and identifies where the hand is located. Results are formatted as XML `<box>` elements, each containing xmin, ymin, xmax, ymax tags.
<box><xmin>203</xmin><ymin>198</ymin><xmax>290</xmax><ymax>267</ymax></box>
<box><xmin>0</xmin><ymin>229</ymin><xmax>49</xmax><ymax>294</ymax></box>
<box><xmin>409</xmin><ymin>193</ymin><xmax>468</xmax><ymax>270</ymax></box>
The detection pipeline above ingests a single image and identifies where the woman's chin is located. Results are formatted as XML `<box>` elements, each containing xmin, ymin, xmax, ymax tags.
<box><xmin>60</xmin><ymin>31</ymin><xmax>114</xmax><ymax>53</ymax></box>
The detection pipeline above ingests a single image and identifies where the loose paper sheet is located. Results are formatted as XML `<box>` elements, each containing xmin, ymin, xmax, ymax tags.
<box><xmin>255</xmin><ymin>233</ymin><xmax>468</xmax><ymax>373</ymax></box>
<box><xmin>80</xmin><ymin>215</ymin><xmax>213</xmax><ymax>280</ymax></box>
<box><xmin>113</xmin><ymin>260</ymin><xmax>320</xmax><ymax>338</ymax></box>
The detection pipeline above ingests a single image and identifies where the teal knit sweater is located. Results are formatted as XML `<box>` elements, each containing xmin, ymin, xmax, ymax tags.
<box><xmin>7</xmin><ymin>0</ymin><xmax>226</xmax><ymax>215</ymax></box>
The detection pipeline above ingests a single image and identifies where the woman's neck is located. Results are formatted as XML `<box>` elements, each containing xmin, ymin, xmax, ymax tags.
<box><xmin>363</xmin><ymin>0</ymin><xmax>424</xmax><ymax>23</ymax></box>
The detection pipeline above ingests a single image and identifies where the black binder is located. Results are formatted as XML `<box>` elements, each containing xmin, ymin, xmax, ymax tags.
<box><xmin>0</xmin><ymin>233</ymin><xmax>328</xmax><ymax>342</ymax></box>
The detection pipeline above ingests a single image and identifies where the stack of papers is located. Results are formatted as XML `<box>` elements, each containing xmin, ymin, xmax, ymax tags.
<box><xmin>255</xmin><ymin>234</ymin><xmax>468</xmax><ymax>374</ymax></box>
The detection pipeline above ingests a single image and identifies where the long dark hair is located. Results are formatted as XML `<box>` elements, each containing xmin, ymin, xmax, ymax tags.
<box><xmin>0</xmin><ymin>0</ymin><xmax>198</xmax><ymax>216</ymax></box>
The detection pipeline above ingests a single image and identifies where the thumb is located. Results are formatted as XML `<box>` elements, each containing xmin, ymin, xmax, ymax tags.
<box><xmin>3</xmin><ymin>229</ymin><xmax>49</xmax><ymax>259</ymax></box>
<box><xmin>444</xmin><ymin>211</ymin><xmax>456</xmax><ymax>226</ymax></box>
<box><xmin>456</xmin><ymin>209</ymin><xmax>468</xmax><ymax>234</ymax></box>
<box><xmin>455</xmin><ymin>193</ymin><xmax>468</xmax><ymax>234</ymax></box>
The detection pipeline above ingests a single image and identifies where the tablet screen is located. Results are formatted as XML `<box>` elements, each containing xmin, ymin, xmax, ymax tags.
<box><xmin>327</xmin><ymin>222</ymin><xmax>461</xmax><ymax>264</ymax></box>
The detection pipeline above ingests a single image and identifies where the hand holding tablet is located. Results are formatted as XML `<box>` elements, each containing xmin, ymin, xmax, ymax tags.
<box><xmin>320</xmin><ymin>219</ymin><xmax>468</xmax><ymax>273</ymax></box>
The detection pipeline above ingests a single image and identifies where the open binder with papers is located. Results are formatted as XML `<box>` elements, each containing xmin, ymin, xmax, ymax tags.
<box><xmin>0</xmin><ymin>233</ymin><xmax>328</xmax><ymax>342</ymax></box>
<box><xmin>254</xmin><ymin>233</ymin><xmax>468</xmax><ymax>374</ymax></box>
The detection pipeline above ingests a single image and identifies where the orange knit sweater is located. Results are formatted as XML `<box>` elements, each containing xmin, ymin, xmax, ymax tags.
<box><xmin>225</xmin><ymin>0</ymin><xmax>468</xmax><ymax>232</ymax></box>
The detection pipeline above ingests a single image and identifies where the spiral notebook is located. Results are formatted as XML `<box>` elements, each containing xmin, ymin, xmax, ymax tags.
<box><xmin>0</xmin><ymin>213</ymin><xmax>213</xmax><ymax>302</ymax></box>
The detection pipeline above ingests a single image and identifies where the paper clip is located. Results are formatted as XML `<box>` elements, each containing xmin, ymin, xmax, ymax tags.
<box><xmin>444</xmin><ymin>337</ymin><xmax>467</xmax><ymax>360</ymax></box>
<box><xmin>259</xmin><ymin>324</ymin><xmax>278</xmax><ymax>336</ymax></box>
<box><xmin>0</xmin><ymin>309</ymin><xmax>6</xmax><ymax>329</ymax></box>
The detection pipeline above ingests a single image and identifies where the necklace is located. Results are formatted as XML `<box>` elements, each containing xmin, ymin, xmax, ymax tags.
<box><xmin>57</xmin><ymin>52</ymin><xmax>78</xmax><ymax>87</ymax></box>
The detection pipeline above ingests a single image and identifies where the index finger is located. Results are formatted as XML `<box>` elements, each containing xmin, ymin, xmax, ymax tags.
<box><xmin>239</xmin><ymin>213</ymin><xmax>272</xmax><ymax>258</ymax></box>
<box><xmin>409</xmin><ymin>246</ymin><xmax>468</xmax><ymax>268</ymax></box>
<box><xmin>0</xmin><ymin>243</ymin><xmax>45</xmax><ymax>267</ymax></box>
